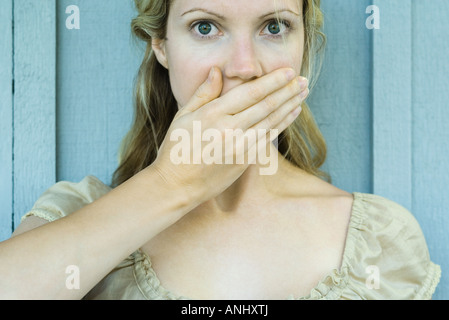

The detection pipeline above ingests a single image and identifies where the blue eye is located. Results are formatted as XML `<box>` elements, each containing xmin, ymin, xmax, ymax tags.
<box><xmin>263</xmin><ymin>19</ymin><xmax>291</xmax><ymax>37</ymax></box>
<box><xmin>190</xmin><ymin>21</ymin><xmax>220</xmax><ymax>39</ymax></box>
<box><xmin>267</xmin><ymin>22</ymin><xmax>281</xmax><ymax>34</ymax></box>
<box><xmin>189</xmin><ymin>19</ymin><xmax>292</xmax><ymax>40</ymax></box>
<box><xmin>198</xmin><ymin>22</ymin><xmax>212</xmax><ymax>35</ymax></box>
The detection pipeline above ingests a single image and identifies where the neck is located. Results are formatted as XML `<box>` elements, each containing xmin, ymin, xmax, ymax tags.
<box><xmin>200</xmin><ymin>142</ymin><xmax>311</xmax><ymax>215</ymax></box>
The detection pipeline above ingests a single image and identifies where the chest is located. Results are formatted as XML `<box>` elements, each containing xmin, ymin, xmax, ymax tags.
<box><xmin>140</xmin><ymin>199</ymin><xmax>351</xmax><ymax>299</ymax></box>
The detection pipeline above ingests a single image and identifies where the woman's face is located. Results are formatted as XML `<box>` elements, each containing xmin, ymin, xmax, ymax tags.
<box><xmin>153</xmin><ymin>0</ymin><xmax>305</xmax><ymax>108</ymax></box>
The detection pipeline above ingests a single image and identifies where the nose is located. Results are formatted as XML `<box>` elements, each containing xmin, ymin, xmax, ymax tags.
<box><xmin>223</xmin><ymin>36</ymin><xmax>263</xmax><ymax>81</ymax></box>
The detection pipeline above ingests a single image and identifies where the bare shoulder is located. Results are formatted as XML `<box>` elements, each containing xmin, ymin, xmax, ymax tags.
<box><xmin>274</xmin><ymin>171</ymin><xmax>355</xmax><ymax>252</ymax></box>
<box><xmin>273</xmin><ymin>167</ymin><xmax>355</xmax><ymax>220</ymax></box>
<box><xmin>303</xmin><ymin>176</ymin><xmax>354</xmax><ymax>228</ymax></box>
<box><xmin>268</xmin><ymin>173</ymin><xmax>355</xmax><ymax>289</ymax></box>
<box><xmin>301</xmin><ymin>177</ymin><xmax>354</xmax><ymax>232</ymax></box>
<box><xmin>318</xmin><ymin>182</ymin><xmax>355</xmax><ymax>217</ymax></box>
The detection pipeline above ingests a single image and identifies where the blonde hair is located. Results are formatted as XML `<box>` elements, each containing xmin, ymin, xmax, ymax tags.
<box><xmin>111</xmin><ymin>0</ymin><xmax>330</xmax><ymax>188</ymax></box>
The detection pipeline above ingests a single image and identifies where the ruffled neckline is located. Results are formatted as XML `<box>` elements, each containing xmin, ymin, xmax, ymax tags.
<box><xmin>132</xmin><ymin>192</ymin><xmax>367</xmax><ymax>300</ymax></box>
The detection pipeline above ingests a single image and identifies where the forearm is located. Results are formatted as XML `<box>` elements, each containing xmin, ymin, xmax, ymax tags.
<box><xmin>0</xmin><ymin>166</ymin><xmax>200</xmax><ymax>299</ymax></box>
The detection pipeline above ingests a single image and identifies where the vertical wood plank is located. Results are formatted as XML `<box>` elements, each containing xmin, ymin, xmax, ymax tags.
<box><xmin>57</xmin><ymin>0</ymin><xmax>137</xmax><ymax>185</ymax></box>
<box><xmin>0</xmin><ymin>0</ymin><xmax>13</xmax><ymax>241</ymax></box>
<box><xmin>13</xmin><ymin>0</ymin><xmax>56</xmax><ymax>228</ymax></box>
<box><xmin>372</xmin><ymin>0</ymin><xmax>412</xmax><ymax>209</ymax></box>
<box><xmin>412</xmin><ymin>0</ymin><xmax>449</xmax><ymax>300</ymax></box>
<box><xmin>311</xmin><ymin>0</ymin><xmax>373</xmax><ymax>194</ymax></box>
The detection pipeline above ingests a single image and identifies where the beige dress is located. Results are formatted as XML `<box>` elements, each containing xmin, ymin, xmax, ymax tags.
<box><xmin>21</xmin><ymin>175</ymin><xmax>442</xmax><ymax>300</ymax></box>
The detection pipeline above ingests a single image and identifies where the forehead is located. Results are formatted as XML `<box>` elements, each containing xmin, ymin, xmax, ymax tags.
<box><xmin>170</xmin><ymin>0</ymin><xmax>302</xmax><ymax>17</ymax></box>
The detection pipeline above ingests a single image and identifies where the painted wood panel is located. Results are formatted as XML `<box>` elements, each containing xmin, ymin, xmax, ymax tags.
<box><xmin>311</xmin><ymin>0</ymin><xmax>373</xmax><ymax>194</ymax></box>
<box><xmin>372</xmin><ymin>0</ymin><xmax>412</xmax><ymax>208</ymax></box>
<box><xmin>412</xmin><ymin>0</ymin><xmax>449</xmax><ymax>301</ymax></box>
<box><xmin>0</xmin><ymin>0</ymin><xmax>447</xmax><ymax>299</ymax></box>
<box><xmin>56</xmin><ymin>0</ymin><xmax>140</xmax><ymax>186</ymax></box>
<box><xmin>0</xmin><ymin>0</ymin><xmax>13</xmax><ymax>240</ymax></box>
<box><xmin>12</xmin><ymin>0</ymin><xmax>56</xmax><ymax>229</ymax></box>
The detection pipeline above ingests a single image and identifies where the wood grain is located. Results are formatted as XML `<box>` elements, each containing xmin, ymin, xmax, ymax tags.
<box><xmin>13</xmin><ymin>0</ymin><xmax>56</xmax><ymax>228</ymax></box>
<box><xmin>412</xmin><ymin>0</ymin><xmax>449</xmax><ymax>300</ymax></box>
<box><xmin>0</xmin><ymin>0</ymin><xmax>13</xmax><ymax>240</ymax></box>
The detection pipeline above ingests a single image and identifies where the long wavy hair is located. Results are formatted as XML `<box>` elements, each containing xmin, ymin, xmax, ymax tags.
<box><xmin>111</xmin><ymin>0</ymin><xmax>330</xmax><ymax>188</ymax></box>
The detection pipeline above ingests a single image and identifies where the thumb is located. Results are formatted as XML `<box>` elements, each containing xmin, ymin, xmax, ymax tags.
<box><xmin>178</xmin><ymin>67</ymin><xmax>223</xmax><ymax>116</ymax></box>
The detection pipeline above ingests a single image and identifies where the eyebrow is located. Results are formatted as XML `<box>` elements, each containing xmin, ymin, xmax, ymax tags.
<box><xmin>180</xmin><ymin>8</ymin><xmax>300</xmax><ymax>20</ymax></box>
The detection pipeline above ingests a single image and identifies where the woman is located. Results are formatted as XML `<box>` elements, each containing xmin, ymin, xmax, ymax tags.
<box><xmin>0</xmin><ymin>0</ymin><xmax>441</xmax><ymax>300</ymax></box>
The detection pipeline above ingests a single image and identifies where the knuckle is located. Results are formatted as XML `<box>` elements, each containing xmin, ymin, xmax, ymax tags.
<box><xmin>263</xmin><ymin>95</ymin><xmax>278</xmax><ymax>112</ymax></box>
<box><xmin>300</xmin><ymin>88</ymin><xmax>310</xmax><ymax>100</ymax></box>
<box><xmin>265</xmin><ymin>110</ymin><xmax>280</xmax><ymax>128</ymax></box>
<box><xmin>194</xmin><ymin>81</ymin><xmax>214</xmax><ymax>102</ymax></box>
<box><xmin>195</xmin><ymin>87</ymin><xmax>208</xmax><ymax>100</ymax></box>
<box><xmin>293</xmin><ymin>94</ymin><xmax>303</xmax><ymax>106</ymax></box>
<box><xmin>287</xmin><ymin>79</ymin><xmax>301</xmax><ymax>94</ymax></box>
<box><xmin>247</xmin><ymin>83</ymin><xmax>265</xmax><ymax>102</ymax></box>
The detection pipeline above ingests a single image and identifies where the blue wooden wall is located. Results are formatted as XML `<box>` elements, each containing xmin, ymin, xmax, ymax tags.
<box><xmin>0</xmin><ymin>0</ymin><xmax>447</xmax><ymax>299</ymax></box>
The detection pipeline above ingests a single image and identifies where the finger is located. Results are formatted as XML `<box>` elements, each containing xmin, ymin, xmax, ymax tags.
<box><xmin>248</xmin><ymin>87</ymin><xmax>308</xmax><ymax>133</ymax></box>
<box><xmin>267</xmin><ymin>102</ymin><xmax>303</xmax><ymax>137</ymax></box>
<box><xmin>241</xmin><ymin>106</ymin><xmax>300</xmax><ymax>167</ymax></box>
<box><xmin>235</xmin><ymin>77</ymin><xmax>308</xmax><ymax>129</ymax></box>
<box><xmin>214</xmin><ymin>68</ymin><xmax>296</xmax><ymax>116</ymax></box>
<box><xmin>177</xmin><ymin>67</ymin><xmax>223</xmax><ymax>118</ymax></box>
<box><xmin>223</xmin><ymin>98</ymin><xmax>304</xmax><ymax>169</ymax></box>
<box><xmin>229</xmin><ymin>127</ymin><xmax>278</xmax><ymax>169</ymax></box>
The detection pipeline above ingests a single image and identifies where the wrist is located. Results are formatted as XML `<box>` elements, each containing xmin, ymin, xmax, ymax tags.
<box><xmin>141</xmin><ymin>164</ymin><xmax>204</xmax><ymax>211</ymax></box>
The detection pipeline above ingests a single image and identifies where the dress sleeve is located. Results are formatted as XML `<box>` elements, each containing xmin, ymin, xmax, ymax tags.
<box><xmin>342</xmin><ymin>193</ymin><xmax>441</xmax><ymax>300</ymax></box>
<box><xmin>20</xmin><ymin>175</ymin><xmax>112</xmax><ymax>223</ymax></box>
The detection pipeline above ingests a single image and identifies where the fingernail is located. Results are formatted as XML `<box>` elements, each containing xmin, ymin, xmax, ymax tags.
<box><xmin>207</xmin><ymin>67</ymin><xmax>215</xmax><ymax>83</ymax></box>
<box><xmin>298</xmin><ymin>77</ymin><xmax>308</xmax><ymax>89</ymax></box>
<box><xmin>299</xmin><ymin>88</ymin><xmax>309</xmax><ymax>99</ymax></box>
